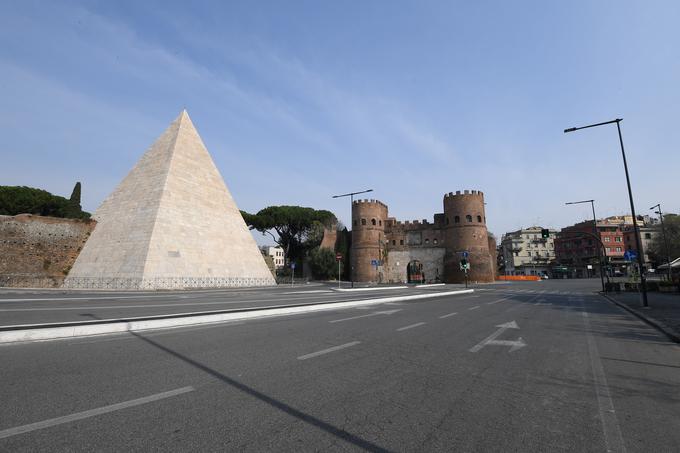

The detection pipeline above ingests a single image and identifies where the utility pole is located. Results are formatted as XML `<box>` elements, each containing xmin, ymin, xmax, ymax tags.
<box><xmin>564</xmin><ymin>119</ymin><xmax>648</xmax><ymax>307</ymax></box>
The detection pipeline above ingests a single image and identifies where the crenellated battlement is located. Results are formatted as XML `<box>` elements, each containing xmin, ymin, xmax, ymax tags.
<box><xmin>352</xmin><ymin>199</ymin><xmax>389</xmax><ymax>209</ymax></box>
<box><xmin>443</xmin><ymin>189</ymin><xmax>484</xmax><ymax>198</ymax></box>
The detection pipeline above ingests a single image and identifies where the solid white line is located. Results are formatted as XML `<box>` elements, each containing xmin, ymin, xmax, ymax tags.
<box><xmin>0</xmin><ymin>386</ymin><xmax>195</xmax><ymax>439</ymax></box>
<box><xmin>281</xmin><ymin>290</ymin><xmax>332</xmax><ymax>294</ymax></box>
<box><xmin>439</xmin><ymin>312</ymin><xmax>458</xmax><ymax>319</ymax></box>
<box><xmin>582</xmin><ymin>311</ymin><xmax>626</xmax><ymax>452</ymax></box>
<box><xmin>468</xmin><ymin>306</ymin><xmax>480</xmax><ymax>310</ymax></box>
<box><xmin>297</xmin><ymin>341</ymin><xmax>361</xmax><ymax>360</ymax></box>
<box><xmin>396</xmin><ymin>322</ymin><xmax>426</xmax><ymax>331</ymax></box>
<box><xmin>0</xmin><ymin>293</ymin><xmax>355</xmax><ymax>311</ymax></box>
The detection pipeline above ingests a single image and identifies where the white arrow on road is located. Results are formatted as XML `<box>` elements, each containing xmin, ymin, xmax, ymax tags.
<box><xmin>329</xmin><ymin>309</ymin><xmax>402</xmax><ymax>323</ymax></box>
<box><xmin>469</xmin><ymin>321</ymin><xmax>526</xmax><ymax>353</ymax></box>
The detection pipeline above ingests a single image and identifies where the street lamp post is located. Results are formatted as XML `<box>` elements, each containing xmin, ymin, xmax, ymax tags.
<box><xmin>332</xmin><ymin>188</ymin><xmax>373</xmax><ymax>288</ymax></box>
<box><xmin>564</xmin><ymin>118</ymin><xmax>648</xmax><ymax>307</ymax></box>
<box><xmin>650</xmin><ymin>203</ymin><xmax>672</xmax><ymax>283</ymax></box>
<box><xmin>565</xmin><ymin>199</ymin><xmax>606</xmax><ymax>292</ymax></box>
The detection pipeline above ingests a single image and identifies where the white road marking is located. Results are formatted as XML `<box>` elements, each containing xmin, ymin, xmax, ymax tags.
<box><xmin>439</xmin><ymin>312</ymin><xmax>458</xmax><ymax>319</ymax></box>
<box><xmin>469</xmin><ymin>321</ymin><xmax>526</xmax><ymax>353</ymax></box>
<box><xmin>282</xmin><ymin>290</ymin><xmax>332</xmax><ymax>294</ymax></box>
<box><xmin>468</xmin><ymin>306</ymin><xmax>480</xmax><ymax>310</ymax></box>
<box><xmin>297</xmin><ymin>341</ymin><xmax>361</xmax><ymax>360</ymax></box>
<box><xmin>486</xmin><ymin>297</ymin><xmax>507</xmax><ymax>305</ymax></box>
<box><xmin>582</xmin><ymin>310</ymin><xmax>626</xmax><ymax>453</ymax></box>
<box><xmin>396</xmin><ymin>322</ymin><xmax>426</xmax><ymax>331</ymax></box>
<box><xmin>0</xmin><ymin>387</ymin><xmax>195</xmax><ymax>439</ymax></box>
<box><xmin>329</xmin><ymin>309</ymin><xmax>402</xmax><ymax>323</ymax></box>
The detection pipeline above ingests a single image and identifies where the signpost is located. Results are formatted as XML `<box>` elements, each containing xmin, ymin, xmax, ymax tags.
<box><xmin>624</xmin><ymin>250</ymin><xmax>637</xmax><ymax>262</ymax></box>
<box><xmin>336</xmin><ymin>253</ymin><xmax>342</xmax><ymax>288</ymax></box>
<box><xmin>290</xmin><ymin>262</ymin><xmax>296</xmax><ymax>287</ymax></box>
<box><xmin>460</xmin><ymin>256</ymin><xmax>470</xmax><ymax>289</ymax></box>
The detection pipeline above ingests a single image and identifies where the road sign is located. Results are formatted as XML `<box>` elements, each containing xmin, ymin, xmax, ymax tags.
<box><xmin>462</xmin><ymin>251</ymin><xmax>469</xmax><ymax>258</ymax></box>
<box><xmin>371</xmin><ymin>259</ymin><xmax>378</xmax><ymax>266</ymax></box>
<box><xmin>624</xmin><ymin>250</ymin><xmax>637</xmax><ymax>262</ymax></box>
<box><xmin>336</xmin><ymin>253</ymin><xmax>342</xmax><ymax>262</ymax></box>
<box><xmin>290</xmin><ymin>262</ymin><xmax>296</xmax><ymax>269</ymax></box>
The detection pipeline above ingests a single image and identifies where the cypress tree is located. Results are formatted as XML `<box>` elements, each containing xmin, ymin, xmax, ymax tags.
<box><xmin>69</xmin><ymin>182</ymin><xmax>82</xmax><ymax>208</ymax></box>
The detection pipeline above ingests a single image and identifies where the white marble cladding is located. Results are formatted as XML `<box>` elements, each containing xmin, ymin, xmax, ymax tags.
<box><xmin>64</xmin><ymin>110</ymin><xmax>276</xmax><ymax>290</ymax></box>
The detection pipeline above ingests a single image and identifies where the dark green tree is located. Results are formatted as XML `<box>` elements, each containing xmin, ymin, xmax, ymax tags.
<box><xmin>648</xmin><ymin>214</ymin><xmax>680</xmax><ymax>266</ymax></box>
<box><xmin>0</xmin><ymin>186</ymin><xmax>90</xmax><ymax>219</ymax></box>
<box><xmin>241</xmin><ymin>206</ymin><xmax>336</xmax><ymax>272</ymax></box>
<box><xmin>308</xmin><ymin>247</ymin><xmax>338</xmax><ymax>280</ymax></box>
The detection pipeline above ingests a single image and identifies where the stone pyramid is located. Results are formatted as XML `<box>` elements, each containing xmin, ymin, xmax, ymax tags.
<box><xmin>64</xmin><ymin>110</ymin><xmax>276</xmax><ymax>290</ymax></box>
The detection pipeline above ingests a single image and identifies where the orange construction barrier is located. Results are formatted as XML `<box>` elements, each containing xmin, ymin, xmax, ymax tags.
<box><xmin>497</xmin><ymin>275</ymin><xmax>541</xmax><ymax>281</ymax></box>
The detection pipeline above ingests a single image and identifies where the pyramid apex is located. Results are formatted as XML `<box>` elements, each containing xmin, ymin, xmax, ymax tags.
<box><xmin>177</xmin><ymin>108</ymin><xmax>191</xmax><ymax>121</ymax></box>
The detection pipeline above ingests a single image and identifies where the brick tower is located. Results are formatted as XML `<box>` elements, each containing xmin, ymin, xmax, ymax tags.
<box><xmin>351</xmin><ymin>199</ymin><xmax>388</xmax><ymax>282</ymax></box>
<box><xmin>443</xmin><ymin>190</ymin><xmax>494</xmax><ymax>283</ymax></box>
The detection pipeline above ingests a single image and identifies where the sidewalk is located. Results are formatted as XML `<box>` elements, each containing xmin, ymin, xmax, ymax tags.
<box><xmin>604</xmin><ymin>290</ymin><xmax>680</xmax><ymax>343</ymax></box>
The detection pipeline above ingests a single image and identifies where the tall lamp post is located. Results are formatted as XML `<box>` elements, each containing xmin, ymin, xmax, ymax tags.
<box><xmin>650</xmin><ymin>203</ymin><xmax>672</xmax><ymax>283</ymax></box>
<box><xmin>332</xmin><ymin>188</ymin><xmax>373</xmax><ymax>288</ymax></box>
<box><xmin>565</xmin><ymin>199</ymin><xmax>606</xmax><ymax>292</ymax></box>
<box><xmin>564</xmin><ymin>118</ymin><xmax>648</xmax><ymax>307</ymax></box>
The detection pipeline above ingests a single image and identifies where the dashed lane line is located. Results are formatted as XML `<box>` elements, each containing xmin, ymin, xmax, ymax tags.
<box><xmin>297</xmin><ymin>341</ymin><xmax>361</xmax><ymax>360</ymax></box>
<box><xmin>396</xmin><ymin>322</ymin><xmax>426</xmax><ymax>331</ymax></box>
<box><xmin>468</xmin><ymin>306</ymin><xmax>480</xmax><ymax>310</ymax></box>
<box><xmin>439</xmin><ymin>312</ymin><xmax>458</xmax><ymax>319</ymax></box>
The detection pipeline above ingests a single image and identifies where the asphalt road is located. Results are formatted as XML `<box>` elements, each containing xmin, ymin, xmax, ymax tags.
<box><xmin>1</xmin><ymin>279</ymin><xmax>679</xmax><ymax>452</ymax></box>
<box><xmin>0</xmin><ymin>284</ymin><xmax>469</xmax><ymax>326</ymax></box>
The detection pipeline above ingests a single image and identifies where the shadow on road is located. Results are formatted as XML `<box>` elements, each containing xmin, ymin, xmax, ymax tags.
<box><xmin>129</xmin><ymin>331</ymin><xmax>390</xmax><ymax>452</ymax></box>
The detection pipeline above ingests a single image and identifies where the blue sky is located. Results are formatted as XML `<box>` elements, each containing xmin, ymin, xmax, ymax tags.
<box><xmin>1</xmin><ymin>1</ymin><xmax>679</xmax><ymax>244</ymax></box>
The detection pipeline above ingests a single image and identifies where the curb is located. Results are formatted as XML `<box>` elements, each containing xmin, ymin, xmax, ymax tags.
<box><xmin>0</xmin><ymin>289</ymin><xmax>474</xmax><ymax>345</ymax></box>
<box><xmin>601</xmin><ymin>294</ymin><xmax>680</xmax><ymax>344</ymax></box>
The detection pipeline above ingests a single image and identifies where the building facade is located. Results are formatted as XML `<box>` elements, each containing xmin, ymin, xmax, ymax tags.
<box><xmin>259</xmin><ymin>246</ymin><xmax>285</xmax><ymax>269</ymax></box>
<box><xmin>500</xmin><ymin>226</ymin><xmax>557</xmax><ymax>277</ymax></box>
<box><xmin>350</xmin><ymin>190</ymin><xmax>495</xmax><ymax>284</ymax></box>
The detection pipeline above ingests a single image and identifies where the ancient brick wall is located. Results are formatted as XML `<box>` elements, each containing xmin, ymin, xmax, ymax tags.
<box><xmin>443</xmin><ymin>190</ymin><xmax>494</xmax><ymax>283</ymax></box>
<box><xmin>350</xmin><ymin>190</ymin><xmax>495</xmax><ymax>284</ymax></box>
<box><xmin>351</xmin><ymin>200</ymin><xmax>388</xmax><ymax>282</ymax></box>
<box><xmin>384</xmin><ymin>248</ymin><xmax>446</xmax><ymax>284</ymax></box>
<box><xmin>0</xmin><ymin>214</ymin><xmax>95</xmax><ymax>287</ymax></box>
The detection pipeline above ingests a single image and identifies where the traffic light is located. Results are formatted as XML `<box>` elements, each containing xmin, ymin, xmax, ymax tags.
<box><xmin>541</xmin><ymin>228</ymin><xmax>550</xmax><ymax>239</ymax></box>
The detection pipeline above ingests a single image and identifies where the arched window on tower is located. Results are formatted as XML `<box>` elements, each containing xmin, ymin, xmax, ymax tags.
<box><xmin>379</xmin><ymin>220</ymin><xmax>382</xmax><ymax>226</ymax></box>
<box><xmin>371</xmin><ymin>219</ymin><xmax>376</xmax><ymax>226</ymax></box>
<box><xmin>466</xmin><ymin>215</ymin><xmax>472</xmax><ymax>223</ymax></box>
<box><xmin>361</xmin><ymin>218</ymin><xmax>366</xmax><ymax>226</ymax></box>
<box><xmin>454</xmin><ymin>216</ymin><xmax>460</xmax><ymax>223</ymax></box>
<box><xmin>353</xmin><ymin>220</ymin><xmax>357</xmax><ymax>227</ymax></box>
<box><xmin>477</xmin><ymin>215</ymin><xmax>482</xmax><ymax>223</ymax></box>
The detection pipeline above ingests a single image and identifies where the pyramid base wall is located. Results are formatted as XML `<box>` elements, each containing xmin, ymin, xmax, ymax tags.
<box><xmin>62</xmin><ymin>276</ymin><xmax>276</xmax><ymax>290</ymax></box>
